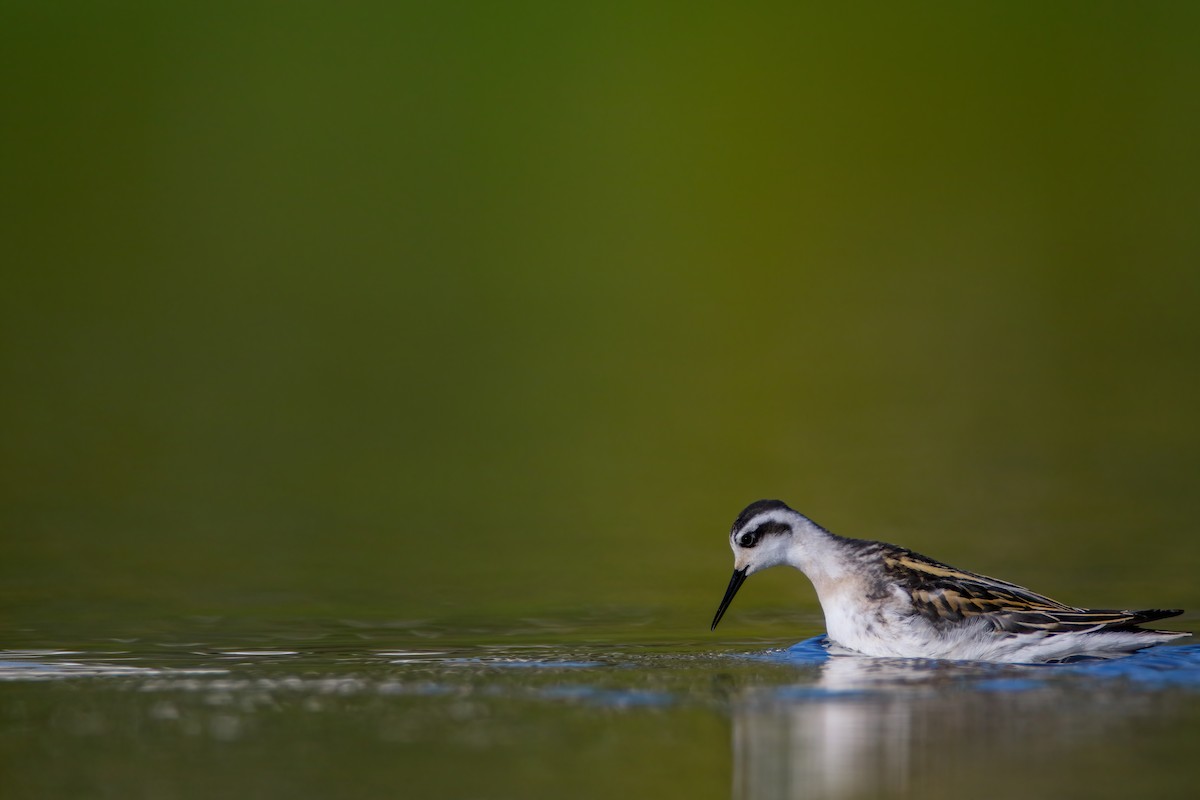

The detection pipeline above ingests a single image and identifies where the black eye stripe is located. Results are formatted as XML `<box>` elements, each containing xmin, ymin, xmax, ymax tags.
<box><xmin>750</xmin><ymin>521</ymin><xmax>791</xmax><ymax>538</ymax></box>
<box><xmin>735</xmin><ymin>520</ymin><xmax>791</xmax><ymax>547</ymax></box>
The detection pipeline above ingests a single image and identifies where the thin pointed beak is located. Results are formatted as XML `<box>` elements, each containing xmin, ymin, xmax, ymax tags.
<box><xmin>710</xmin><ymin>567</ymin><xmax>749</xmax><ymax>631</ymax></box>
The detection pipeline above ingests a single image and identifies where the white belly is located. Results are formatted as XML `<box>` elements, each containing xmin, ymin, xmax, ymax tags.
<box><xmin>815</xmin><ymin>583</ymin><xmax>1182</xmax><ymax>663</ymax></box>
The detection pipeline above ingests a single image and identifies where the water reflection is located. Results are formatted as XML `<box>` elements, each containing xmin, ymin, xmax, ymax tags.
<box><xmin>0</xmin><ymin>650</ymin><xmax>230</xmax><ymax>681</ymax></box>
<box><xmin>731</xmin><ymin>645</ymin><xmax>1200</xmax><ymax>800</ymax></box>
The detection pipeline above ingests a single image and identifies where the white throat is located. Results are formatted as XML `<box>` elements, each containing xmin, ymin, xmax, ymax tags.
<box><xmin>782</xmin><ymin>516</ymin><xmax>853</xmax><ymax>588</ymax></box>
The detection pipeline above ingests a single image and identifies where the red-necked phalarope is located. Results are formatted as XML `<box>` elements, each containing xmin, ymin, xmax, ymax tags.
<box><xmin>711</xmin><ymin>499</ymin><xmax>1189</xmax><ymax>663</ymax></box>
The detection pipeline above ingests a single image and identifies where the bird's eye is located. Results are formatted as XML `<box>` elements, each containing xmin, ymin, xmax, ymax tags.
<box><xmin>738</xmin><ymin>532</ymin><xmax>758</xmax><ymax>548</ymax></box>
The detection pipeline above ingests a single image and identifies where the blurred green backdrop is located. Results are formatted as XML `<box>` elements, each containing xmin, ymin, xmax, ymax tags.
<box><xmin>4</xmin><ymin>3</ymin><xmax>1200</xmax><ymax>637</ymax></box>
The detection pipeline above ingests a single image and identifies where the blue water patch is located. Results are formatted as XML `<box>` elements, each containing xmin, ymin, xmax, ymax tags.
<box><xmin>536</xmin><ymin>685</ymin><xmax>674</xmax><ymax>708</ymax></box>
<box><xmin>737</xmin><ymin>636</ymin><xmax>831</xmax><ymax>666</ymax></box>
<box><xmin>749</xmin><ymin>636</ymin><xmax>1200</xmax><ymax>692</ymax></box>
<box><xmin>1059</xmin><ymin>643</ymin><xmax>1200</xmax><ymax>686</ymax></box>
<box><xmin>782</xmin><ymin>636</ymin><xmax>834</xmax><ymax>663</ymax></box>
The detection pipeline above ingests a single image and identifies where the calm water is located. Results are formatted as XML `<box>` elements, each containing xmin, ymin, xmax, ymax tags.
<box><xmin>5</xmin><ymin>4</ymin><xmax>1200</xmax><ymax>799</ymax></box>
<box><xmin>4</xmin><ymin>623</ymin><xmax>1200</xmax><ymax>800</ymax></box>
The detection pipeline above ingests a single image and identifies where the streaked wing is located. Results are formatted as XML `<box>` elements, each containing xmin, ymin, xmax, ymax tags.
<box><xmin>881</xmin><ymin>547</ymin><xmax>1181</xmax><ymax>635</ymax></box>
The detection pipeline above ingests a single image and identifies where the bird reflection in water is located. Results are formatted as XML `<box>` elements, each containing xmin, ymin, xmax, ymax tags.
<box><xmin>730</xmin><ymin>646</ymin><xmax>1196</xmax><ymax>800</ymax></box>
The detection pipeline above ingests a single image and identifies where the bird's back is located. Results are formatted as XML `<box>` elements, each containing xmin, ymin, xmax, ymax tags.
<box><xmin>842</xmin><ymin>538</ymin><xmax>1186</xmax><ymax>661</ymax></box>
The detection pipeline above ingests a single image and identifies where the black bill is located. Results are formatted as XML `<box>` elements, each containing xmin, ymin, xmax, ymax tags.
<box><xmin>710</xmin><ymin>567</ymin><xmax>748</xmax><ymax>630</ymax></box>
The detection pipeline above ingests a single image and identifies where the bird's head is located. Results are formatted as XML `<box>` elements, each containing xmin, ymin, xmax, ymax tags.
<box><xmin>710</xmin><ymin>499</ymin><xmax>803</xmax><ymax>630</ymax></box>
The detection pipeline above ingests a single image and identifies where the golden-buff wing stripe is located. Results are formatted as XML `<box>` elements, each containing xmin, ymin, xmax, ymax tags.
<box><xmin>882</xmin><ymin>549</ymin><xmax>1181</xmax><ymax>635</ymax></box>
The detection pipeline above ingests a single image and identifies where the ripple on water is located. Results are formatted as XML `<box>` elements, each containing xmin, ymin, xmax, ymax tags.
<box><xmin>753</xmin><ymin>636</ymin><xmax>1200</xmax><ymax>694</ymax></box>
<box><xmin>4</xmin><ymin>635</ymin><xmax>1200</xmax><ymax>703</ymax></box>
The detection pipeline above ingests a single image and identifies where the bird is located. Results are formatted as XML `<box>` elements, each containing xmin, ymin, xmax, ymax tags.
<box><xmin>710</xmin><ymin>499</ymin><xmax>1189</xmax><ymax>663</ymax></box>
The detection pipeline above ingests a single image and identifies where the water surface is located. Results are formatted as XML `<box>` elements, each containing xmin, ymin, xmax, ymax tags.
<box><xmin>5</xmin><ymin>5</ymin><xmax>1200</xmax><ymax>799</ymax></box>
<box><xmin>4</xmin><ymin>620</ymin><xmax>1199</xmax><ymax>800</ymax></box>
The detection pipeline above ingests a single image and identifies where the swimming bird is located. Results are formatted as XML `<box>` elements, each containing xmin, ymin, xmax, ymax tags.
<box><xmin>710</xmin><ymin>499</ymin><xmax>1189</xmax><ymax>663</ymax></box>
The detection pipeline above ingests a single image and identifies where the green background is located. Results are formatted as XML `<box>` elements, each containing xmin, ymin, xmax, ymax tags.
<box><xmin>5</xmin><ymin>5</ymin><xmax>1200</xmax><ymax>800</ymax></box>
<box><xmin>4</xmin><ymin>2</ymin><xmax>1199</xmax><ymax>636</ymax></box>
